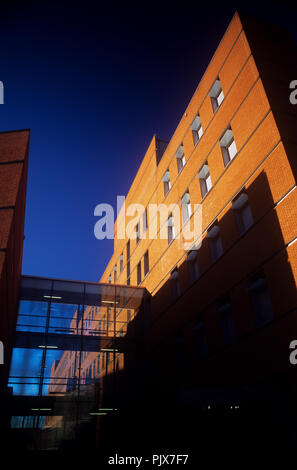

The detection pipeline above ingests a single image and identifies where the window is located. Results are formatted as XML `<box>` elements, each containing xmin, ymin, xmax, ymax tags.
<box><xmin>198</xmin><ymin>163</ymin><xmax>212</xmax><ymax>198</ymax></box>
<box><xmin>217</xmin><ymin>295</ymin><xmax>236</xmax><ymax>345</ymax></box>
<box><xmin>136</xmin><ymin>221</ymin><xmax>140</xmax><ymax>244</ymax></box>
<box><xmin>102</xmin><ymin>352</ymin><xmax>106</xmax><ymax>370</ymax></box>
<box><xmin>176</xmin><ymin>145</ymin><xmax>186</xmax><ymax>173</ymax></box>
<box><xmin>209</xmin><ymin>78</ymin><xmax>224</xmax><ymax>112</ymax></box>
<box><xmin>181</xmin><ymin>190</ymin><xmax>191</xmax><ymax>224</ymax></box>
<box><xmin>106</xmin><ymin>351</ymin><xmax>111</xmax><ymax>365</ymax></box>
<box><xmin>232</xmin><ymin>193</ymin><xmax>253</xmax><ymax>236</ymax></box>
<box><xmin>248</xmin><ymin>271</ymin><xmax>274</xmax><ymax>327</ymax></box>
<box><xmin>137</xmin><ymin>261</ymin><xmax>141</xmax><ymax>285</ymax></box>
<box><xmin>126</xmin><ymin>240</ymin><xmax>130</xmax><ymax>261</ymax></box>
<box><xmin>167</xmin><ymin>213</ymin><xmax>175</xmax><ymax>244</ymax></box>
<box><xmin>144</xmin><ymin>250</ymin><xmax>149</xmax><ymax>277</ymax></box>
<box><xmin>96</xmin><ymin>354</ymin><xmax>100</xmax><ymax>375</ymax></box>
<box><xmin>220</xmin><ymin>127</ymin><xmax>237</xmax><ymax>166</ymax></box>
<box><xmin>194</xmin><ymin>320</ymin><xmax>208</xmax><ymax>358</ymax></box>
<box><xmin>191</xmin><ymin>114</ymin><xmax>203</xmax><ymax>145</ymax></box>
<box><xmin>119</xmin><ymin>253</ymin><xmax>123</xmax><ymax>273</ymax></box>
<box><xmin>114</xmin><ymin>265</ymin><xmax>117</xmax><ymax>283</ymax></box>
<box><xmin>126</xmin><ymin>241</ymin><xmax>130</xmax><ymax>285</ymax></box>
<box><xmin>187</xmin><ymin>250</ymin><xmax>199</xmax><ymax>284</ymax></box>
<box><xmin>108</xmin><ymin>274</ymin><xmax>111</xmax><ymax>284</ymax></box>
<box><xmin>142</xmin><ymin>208</ymin><xmax>147</xmax><ymax>235</ymax></box>
<box><xmin>163</xmin><ymin>169</ymin><xmax>171</xmax><ymax>196</ymax></box>
<box><xmin>170</xmin><ymin>268</ymin><xmax>180</xmax><ymax>301</ymax></box>
<box><xmin>103</xmin><ymin>313</ymin><xmax>106</xmax><ymax>334</ymax></box>
<box><xmin>207</xmin><ymin>224</ymin><xmax>223</xmax><ymax>263</ymax></box>
<box><xmin>107</xmin><ymin>308</ymin><xmax>111</xmax><ymax>334</ymax></box>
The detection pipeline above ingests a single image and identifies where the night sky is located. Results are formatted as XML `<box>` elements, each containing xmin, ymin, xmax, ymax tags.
<box><xmin>0</xmin><ymin>1</ymin><xmax>296</xmax><ymax>282</ymax></box>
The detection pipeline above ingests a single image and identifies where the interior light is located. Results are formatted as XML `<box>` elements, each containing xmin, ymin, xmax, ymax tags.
<box><xmin>89</xmin><ymin>412</ymin><xmax>107</xmax><ymax>416</ymax></box>
<box><xmin>101</xmin><ymin>348</ymin><xmax>119</xmax><ymax>352</ymax></box>
<box><xmin>98</xmin><ymin>408</ymin><xmax>117</xmax><ymax>411</ymax></box>
<box><xmin>43</xmin><ymin>295</ymin><xmax>62</xmax><ymax>299</ymax></box>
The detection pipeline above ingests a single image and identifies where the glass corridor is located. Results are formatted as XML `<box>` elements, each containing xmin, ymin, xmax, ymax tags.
<box><xmin>7</xmin><ymin>276</ymin><xmax>146</xmax><ymax>449</ymax></box>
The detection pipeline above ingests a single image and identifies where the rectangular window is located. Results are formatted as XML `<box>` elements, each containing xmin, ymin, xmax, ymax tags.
<box><xmin>187</xmin><ymin>250</ymin><xmax>199</xmax><ymax>284</ymax></box>
<box><xmin>107</xmin><ymin>308</ymin><xmax>111</xmax><ymax>334</ymax></box>
<box><xmin>207</xmin><ymin>224</ymin><xmax>223</xmax><ymax>263</ymax></box>
<box><xmin>232</xmin><ymin>193</ymin><xmax>254</xmax><ymax>236</ymax></box>
<box><xmin>220</xmin><ymin>127</ymin><xmax>237</xmax><ymax>166</ymax></box>
<box><xmin>137</xmin><ymin>261</ymin><xmax>141</xmax><ymax>285</ymax></box>
<box><xmin>176</xmin><ymin>145</ymin><xmax>186</xmax><ymax>173</ymax></box>
<box><xmin>217</xmin><ymin>295</ymin><xmax>236</xmax><ymax>345</ymax></box>
<box><xmin>170</xmin><ymin>268</ymin><xmax>180</xmax><ymax>301</ymax></box>
<box><xmin>108</xmin><ymin>274</ymin><xmax>111</xmax><ymax>284</ymax></box>
<box><xmin>248</xmin><ymin>271</ymin><xmax>274</xmax><ymax>327</ymax></box>
<box><xmin>144</xmin><ymin>250</ymin><xmax>149</xmax><ymax>277</ymax></box>
<box><xmin>198</xmin><ymin>163</ymin><xmax>212</xmax><ymax>198</ymax></box>
<box><xmin>136</xmin><ymin>222</ymin><xmax>140</xmax><ymax>244</ymax></box>
<box><xmin>167</xmin><ymin>213</ymin><xmax>175</xmax><ymax>244</ymax></box>
<box><xmin>194</xmin><ymin>320</ymin><xmax>208</xmax><ymax>359</ymax></box>
<box><xmin>209</xmin><ymin>78</ymin><xmax>224</xmax><ymax>113</ymax></box>
<box><xmin>181</xmin><ymin>190</ymin><xmax>191</xmax><ymax>224</ymax></box>
<box><xmin>114</xmin><ymin>265</ymin><xmax>117</xmax><ymax>283</ymax></box>
<box><xmin>163</xmin><ymin>169</ymin><xmax>171</xmax><ymax>196</ymax></box>
<box><xmin>142</xmin><ymin>208</ymin><xmax>147</xmax><ymax>235</ymax></box>
<box><xmin>119</xmin><ymin>253</ymin><xmax>123</xmax><ymax>273</ymax></box>
<box><xmin>126</xmin><ymin>241</ymin><xmax>130</xmax><ymax>285</ymax></box>
<box><xmin>191</xmin><ymin>114</ymin><xmax>203</xmax><ymax>145</ymax></box>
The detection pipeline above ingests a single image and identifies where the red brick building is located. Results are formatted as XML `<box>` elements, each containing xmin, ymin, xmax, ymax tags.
<box><xmin>0</xmin><ymin>129</ymin><xmax>30</xmax><ymax>389</ymax></box>
<box><xmin>97</xmin><ymin>11</ymin><xmax>297</xmax><ymax>453</ymax></box>
<box><xmin>46</xmin><ymin>11</ymin><xmax>297</xmax><ymax>454</ymax></box>
<box><xmin>0</xmin><ymin>129</ymin><xmax>30</xmax><ymax>448</ymax></box>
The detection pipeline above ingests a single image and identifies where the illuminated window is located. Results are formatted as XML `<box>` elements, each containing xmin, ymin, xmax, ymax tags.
<box><xmin>119</xmin><ymin>253</ymin><xmax>123</xmax><ymax>273</ymax></box>
<box><xmin>198</xmin><ymin>162</ymin><xmax>212</xmax><ymax>198</ymax></box>
<box><xmin>181</xmin><ymin>190</ymin><xmax>191</xmax><ymax>224</ymax></box>
<box><xmin>167</xmin><ymin>213</ymin><xmax>175</xmax><ymax>244</ymax></box>
<box><xmin>220</xmin><ymin>127</ymin><xmax>237</xmax><ymax>166</ymax></box>
<box><xmin>209</xmin><ymin>78</ymin><xmax>224</xmax><ymax>112</ymax></box>
<box><xmin>163</xmin><ymin>169</ymin><xmax>171</xmax><ymax>196</ymax></box>
<box><xmin>191</xmin><ymin>114</ymin><xmax>203</xmax><ymax>145</ymax></box>
<box><xmin>176</xmin><ymin>145</ymin><xmax>186</xmax><ymax>173</ymax></box>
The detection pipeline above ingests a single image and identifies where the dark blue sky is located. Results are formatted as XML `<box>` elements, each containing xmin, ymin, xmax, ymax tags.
<box><xmin>0</xmin><ymin>1</ymin><xmax>296</xmax><ymax>282</ymax></box>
